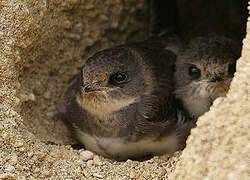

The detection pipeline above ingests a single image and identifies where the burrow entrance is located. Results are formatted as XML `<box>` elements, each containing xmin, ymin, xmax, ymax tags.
<box><xmin>18</xmin><ymin>0</ymin><xmax>248</xmax><ymax>146</ymax></box>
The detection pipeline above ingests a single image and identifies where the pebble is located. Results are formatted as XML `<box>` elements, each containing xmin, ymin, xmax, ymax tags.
<box><xmin>5</xmin><ymin>164</ymin><xmax>15</xmax><ymax>172</ymax></box>
<box><xmin>14</xmin><ymin>97</ymin><xmax>20</xmax><ymax>106</ymax></box>
<box><xmin>129</xmin><ymin>170</ymin><xmax>139</xmax><ymax>179</ymax></box>
<box><xmin>126</xmin><ymin>159</ymin><xmax>133</xmax><ymax>163</ymax></box>
<box><xmin>2</xmin><ymin>132</ymin><xmax>10</xmax><ymax>140</ymax></box>
<box><xmin>27</xmin><ymin>151</ymin><xmax>34</xmax><ymax>157</ymax></box>
<box><xmin>18</xmin><ymin>176</ymin><xmax>26</xmax><ymax>180</ymax></box>
<box><xmin>86</xmin><ymin>160</ymin><xmax>93</xmax><ymax>167</ymax></box>
<box><xmin>28</xmin><ymin>93</ymin><xmax>36</xmax><ymax>101</ymax></box>
<box><xmin>83</xmin><ymin>169</ymin><xmax>91</xmax><ymax>178</ymax></box>
<box><xmin>9</xmin><ymin>153</ymin><xmax>18</xmax><ymax>165</ymax></box>
<box><xmin>93</xmin><ymin>173</ymin><xmax>104</xmax><ymax>179</ymax></box>
<box><xmin>16</xmin><ymin>164</ymin><xmax>24</xmax><ymax>171</ymax></box>
<box><xmin>42</xmin><ymin>170</ymin><xmax>51</xmax><ymax>177</ymax></box>
<box><xmin>17</xmin><ymin>147</ymin><xmax>26</xmax><ymax>152</ymax></box>
<box><xmin>158</xmin><ymin>168</ymin><xmax>167</xmax><ymax>177</ymax></box>
<box><xmin>79</xmin><ymin>150</ymin><xmax>94</xmax><ymax>161</ymax></box>
<box><xmin>14</xmin><ymin>141</ymin><xmax>24</xmax><ymax>148</ymax></box>
<box><xmin>93</xmin><ymin>155</ymin><xmax>102</xmax><ymax>166</ymax></box>
<box><xmin>33</xmin><ymin>167</ymin><xmax>40</xmax><ymax>173</ymax></box>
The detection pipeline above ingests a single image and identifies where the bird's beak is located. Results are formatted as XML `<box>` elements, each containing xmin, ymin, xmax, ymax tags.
<box><xmin>82</xmin><ymin>82</ymin><xmax>119</xmax><ymax>93</ymax></box>
<box><xmin>210</xmin><ymin>76</ymin><xmax>223</xmax><ymax>82</ymax></box>
<box><xmin>199</xmin><ymin>77</ymin><xmax>229</xmax><ymax>83</ymax></box>
<box><xmin>82</xmin><ymin>82</ymin><xmax>102</xmax><ymax>92</ymax></box>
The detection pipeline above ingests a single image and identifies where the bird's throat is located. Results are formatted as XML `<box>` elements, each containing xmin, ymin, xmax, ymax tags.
<box><xmin>76</xmin><ymin>93</ymin><xmax>137</xmax><ymax>118</ymax></box>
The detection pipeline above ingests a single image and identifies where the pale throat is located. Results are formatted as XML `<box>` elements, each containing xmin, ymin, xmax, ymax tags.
<box><xmin>181</xmin><ymin>82</ymin><xmax>227</xmax><ymax>118</ymax></box>
<box><xmin>179</xmin><ymin>83</ymin><xmax>211</xmax><ymax>118</ymax></box>
<box><xmin>76</xmin><ymin>93</ymin><xmax>137</xmax><ymax>118</ymax></box>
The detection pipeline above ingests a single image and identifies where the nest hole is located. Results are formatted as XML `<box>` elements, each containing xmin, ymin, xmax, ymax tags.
<box><xmin>18</xmin><ymin>0</ymin><xmax>248</xmax><ymax>146</ymax></box>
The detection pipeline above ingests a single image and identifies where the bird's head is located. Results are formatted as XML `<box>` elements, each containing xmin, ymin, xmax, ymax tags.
<box><xmin>174</xmin><ymin>34</ymin><xmax>240</xmax><ymax>118</ymax></box>
<box><xmin>77</xmin><ymin>47</ymin><xmax>155</xmax><ymax>118</ymax></box>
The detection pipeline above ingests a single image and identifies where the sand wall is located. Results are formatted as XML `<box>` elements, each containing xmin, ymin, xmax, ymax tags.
<box><xmin>0</xmin><ymin>0</ymin><xmax>249</xmax><ymax>179</ymax></box>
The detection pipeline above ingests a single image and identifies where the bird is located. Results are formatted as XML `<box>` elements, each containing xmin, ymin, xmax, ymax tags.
<box><xmin>174</xmin><ymin>34</ymin><xmax>241</xmax><ymax>119</ymax></box>
<box><xmin>57</xmin><ymin>38</ymin><xmax>193</xmax><ymax>160</ymax></box>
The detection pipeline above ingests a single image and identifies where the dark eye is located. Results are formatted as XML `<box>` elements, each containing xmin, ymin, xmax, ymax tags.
<box><xmin>228</xmin><ymin>62</ymin><xmax>236</xmax><ymax>77</ymax></box>
<box><xmin>110</xmin><ymin>72</ymin><xmax>128</xmax><ymax>85</ymax></box>
<box><xmin>188</xmin><ymin>65</ymin><xmax>201</xmax><ymax>80</ymax></box>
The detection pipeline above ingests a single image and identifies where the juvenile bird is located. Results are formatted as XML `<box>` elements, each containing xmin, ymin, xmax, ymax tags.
<box><xmin>174</xmin><ymin>34</ymin><xmax>240</xmax><ymax>118</ymax></box>
<box><xmin>58</xmin><ymin>40</ymin><xmax>192</xmax><ymax>160</ymax></box>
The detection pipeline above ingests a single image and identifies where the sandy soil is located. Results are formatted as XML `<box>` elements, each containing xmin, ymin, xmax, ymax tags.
<box><xmin>0</xmin><ymin>0</ymin><xmax>249</xmax><ymax>179</ymax></box>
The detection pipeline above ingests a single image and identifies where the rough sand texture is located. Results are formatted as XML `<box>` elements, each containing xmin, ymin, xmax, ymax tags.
<box><xmin>0</xmin><ymin>0</ymin><xmax>249</xmax><ymax>179</ymax></box>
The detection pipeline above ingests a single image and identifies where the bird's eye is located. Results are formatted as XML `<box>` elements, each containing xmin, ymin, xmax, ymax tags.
<box><xmin>188</xmin><ymin>65</ymin><xmax>201</xmax><ymax>80</ymax></box>
<box><xmin>228</xmin><ymin>62</ymin><xmax>236</xmax><ymax>77</ymax></box>
<box><xmin>110</xmin><ymin>72</ymin><xmax>128</xmax><ymax>85</ymax></box>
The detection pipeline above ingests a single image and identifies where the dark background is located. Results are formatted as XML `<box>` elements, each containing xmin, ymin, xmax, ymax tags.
<box><xmin>152</xmin><ymin>0</ymin><xmax>248</xmax><ymax>42</ymax></box>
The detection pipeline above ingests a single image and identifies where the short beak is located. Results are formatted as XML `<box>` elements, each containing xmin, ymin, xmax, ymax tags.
<box><xmin>82</xmin><ymin>82</ymin><xmax>119</xmax><ymax>93</ymax></box>
<box><xmin>200</xmin><ymin>77</ymin><xmax>226</xmax><ymax>83</ymax></box>
<box><xmin>210</xmin><ymin>76</ymin><xmax>222</xmax><ymax>82</ymax></box>
<box><xmin>82</xmin><ymin>82</ymin><xmax>102</xmax><ymax>93</ymax></box>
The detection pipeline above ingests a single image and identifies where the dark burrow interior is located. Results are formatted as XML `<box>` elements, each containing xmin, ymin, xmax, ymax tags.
<box><xmin>18</xmin><ymin>0</ymin><xmax>248</xmax><ymax>147</ymax></box>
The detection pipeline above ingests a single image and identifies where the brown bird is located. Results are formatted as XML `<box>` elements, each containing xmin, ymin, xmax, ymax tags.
<box><xmin>174</xmin><ymin>34</ymin><xmax>240</xmax><ymax>118</ymax></box>
<box><xmin>58</xmin><ymin>38</ymin><xmax>193</xmax><ymax>160</ymax></box>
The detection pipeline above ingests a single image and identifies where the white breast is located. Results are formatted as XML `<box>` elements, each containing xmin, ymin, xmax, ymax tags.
<box><xmin>76</xmin><ymin>129</ymin><xmax>179</xmax><ymax>160</ymax></box>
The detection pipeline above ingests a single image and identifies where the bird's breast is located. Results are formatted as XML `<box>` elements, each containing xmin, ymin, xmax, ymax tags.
<box><xmin>76</xmin><ymin>129</ymin><xmax>179</xmax><ymax>160</ymax></box>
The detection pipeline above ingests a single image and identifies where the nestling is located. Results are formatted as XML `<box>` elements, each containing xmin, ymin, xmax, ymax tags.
<box><xmin>58</xmin><ymin>41</ymin><xmax>192</xmax><ymax>160</ymax></box>
<box><xmin>174</xmin><ymin>34</ymin><xmax>240</xmax><ymax>118</ymax></box>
